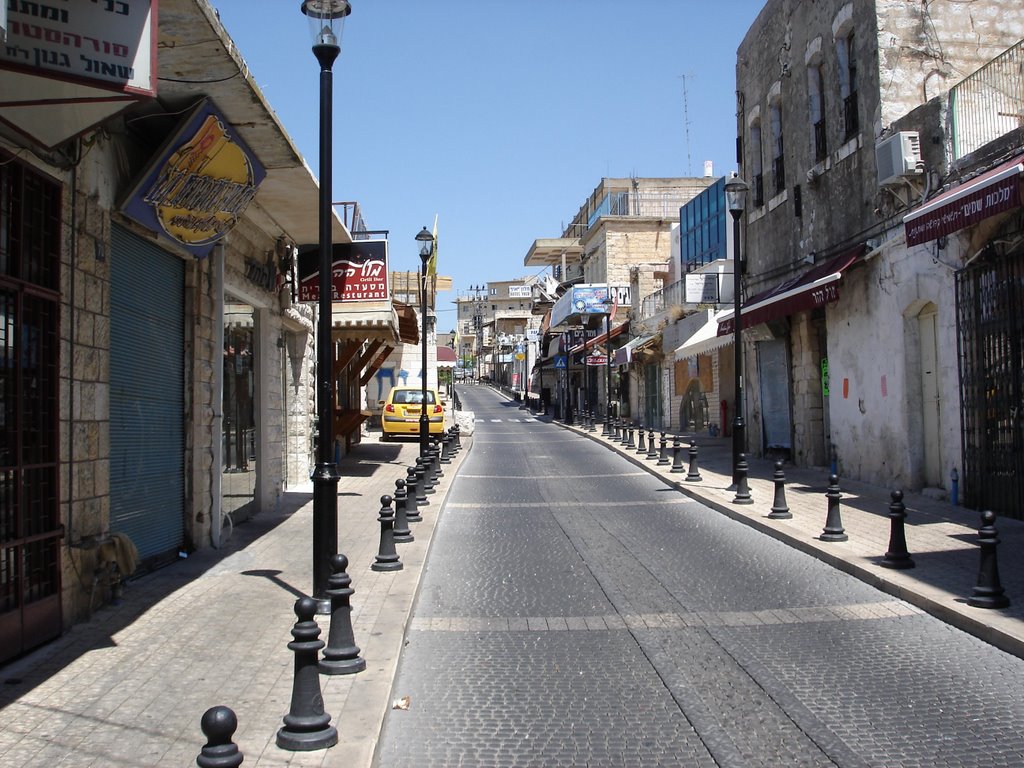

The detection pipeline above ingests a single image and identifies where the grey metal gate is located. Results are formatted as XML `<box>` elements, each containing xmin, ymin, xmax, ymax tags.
<box><xmin>110</xmin><ymin>226</ymin><xmax>185</xmax><ymax>563</ymax></box>
<box><xmin>956</xmin><ymin>250</ymin><xmax>1024</xmax><ymax>519</ymax></box>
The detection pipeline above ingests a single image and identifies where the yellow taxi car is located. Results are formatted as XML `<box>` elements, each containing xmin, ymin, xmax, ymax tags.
<box><xmin>379</xmin><ymin>385</ymin><xmax>445</xmax><ymax>440</ymax></box>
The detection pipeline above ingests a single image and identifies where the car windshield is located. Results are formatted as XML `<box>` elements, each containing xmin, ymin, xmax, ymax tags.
<box><xmin>393</xmin><ymin>390</ymin><xmax>435</xmax><ymax>405</ymax></box>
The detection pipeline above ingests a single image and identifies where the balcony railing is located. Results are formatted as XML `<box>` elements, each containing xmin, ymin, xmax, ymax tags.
<box><xmin>813</xmin><ymin>119</ymin><xmax>827</xmax><ymax>162</ymax></box>
<box><xmin>772</xmin><ymin>155</ymin><xmax>786</xmax><ymax>195</ymax></box>
<box><xmin>843</xmin><ymin>92</ymin><xmax>859</xmax><ymax>141</ymax></box>
<box><xmin>587</xmin><ymin>190</ymin><xmax>698</xmax><ymax>229</ymax></box>
<box><xmin>552</xmin><ymin>262</ymin><xmax>585</xmax><ymax>283</ymax></box>
<box><xmin>951</xmin><ymin>38</ymin><xmax>1024</xmax><ymax>160</ymax></box>
<box><xmin>752</xmin><ymin>173</ymin><xmax>764</xmax><ymax>207</ymax></box>
<box><xmin>640</xmin><ymin>279</ymin><xmax>685</xmax><ymax>319</ymax></box>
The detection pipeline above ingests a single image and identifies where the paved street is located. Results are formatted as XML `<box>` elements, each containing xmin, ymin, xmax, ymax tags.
<box><xmin>377</xmin><ymin>385</ymin><xmax>1024</xmax><ymax>767</ymax></box>
<box><xmin>2</xmin><ymin>384</ymin><xmax>1024</xmax><ymax>766</ymax></box>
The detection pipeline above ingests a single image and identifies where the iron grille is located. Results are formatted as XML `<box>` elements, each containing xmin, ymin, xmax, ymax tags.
<box><xmin>843</xmin><ymin>92</ymin><xmax>859</xmax><ymax>141</ymax></box>
<box><xmin>956</xmin><ymin>252</ymin><xmax>1024</xmax><ymax>519</ymax></box>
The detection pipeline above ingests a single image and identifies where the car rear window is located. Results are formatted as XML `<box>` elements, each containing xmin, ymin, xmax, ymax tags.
<box><xmin>393</xmin><ymin>390</ymin><xmax>435</xmax><ymax>405</ymax></box>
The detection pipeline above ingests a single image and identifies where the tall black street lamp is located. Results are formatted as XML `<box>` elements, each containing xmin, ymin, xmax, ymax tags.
<box><xmin>416</xmin><ymin>226</ymin><xmax>433</xmax><ymax>456</ymax></box>
<box><xmin>725</xmin><ymin>172</ymin><xmax>749</xmax><ymax>487</ymax></box>
<box><xmin>599</xmin><ymin>296</ymin><xmax>615</xmax><ymax>436</ymax></box>
<box><xmin>302</xmin><ymin>0</ymin><xmax>350</xmax><ymax>607</ymax></box>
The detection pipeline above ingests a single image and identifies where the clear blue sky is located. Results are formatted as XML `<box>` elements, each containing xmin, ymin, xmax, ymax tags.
<box><xmin>212</xmin><ymin>0</ymin><xmax>765</xmax><ymax>324</ymax></box>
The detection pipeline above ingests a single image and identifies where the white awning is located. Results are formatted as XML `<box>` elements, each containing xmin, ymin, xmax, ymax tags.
<box><xmin>331</xmin><ymin>301</ymin><xmax>400</xmax><ymax>342</ymax></box>
<box><xmin>673</xmin><ymin>309</ymin><xmax>733</xmax><ymax>360</ymax></box>
<box><xmin>612</xmin><ymin>334</ymin><xmax>656</xmax><ymax>366</ymax></box>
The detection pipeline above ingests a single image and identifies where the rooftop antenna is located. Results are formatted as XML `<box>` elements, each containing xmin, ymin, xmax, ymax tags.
<box><xmin>679</xmin><ymin>73</ymin><xmax>694</xmax><ymax>176</ymax></box>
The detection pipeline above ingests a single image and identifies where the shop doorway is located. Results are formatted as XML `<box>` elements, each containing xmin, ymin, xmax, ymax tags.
<box><xmin>223</xmin><ymin>300</ymin><xmax>257</xmax><ymax>522</ymax></box>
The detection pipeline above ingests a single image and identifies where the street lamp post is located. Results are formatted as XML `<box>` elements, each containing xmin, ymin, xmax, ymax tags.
<box><xmin>302</xmin><ymin>0</ymin><xmax>350</xmax><ymax>607</ymax></box>
<box><xmin>605</xmin><ymin>309</ymin><xmax>613</xmax><ymax>434</ymax></box>
<box><xmin>416</xmin><ymin>226</ymin><xmax>433</xmax><ymax>457</ymax></box>
<box><xmin>725</xmin><ymin>172</ymin><xmax>749</xmax><ymax>487</ymax></box>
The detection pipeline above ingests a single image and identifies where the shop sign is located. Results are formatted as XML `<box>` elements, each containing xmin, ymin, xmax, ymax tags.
<box><xmin>297</xmin><ymin>240</ymin><xmax>390</xmax><ymax>302</ymax></box>
<box><xmin>586</xmin><ymin>355</ymin><xmax>608</xmax><ymax>366</ymax></box>
<box><xmin>508</xmin><ymin>285</ymin><xmax>531</xmax><ymax>298</ymax></box>
<box><xmin>904</xmin><ymin>162</ymin><xmax>1023</xmax><ymax>246</ymax></box>
<box><xmin>1</xmin><ymin>0</ymin><xmax>155</xmax><ymax>93</ymax></box>
<box><xmin>120</xmin><ymin>99</ymin><xmax>266</xmax><ymax>257</ymax></box>
<box><xmin>0</xmin><ymin>1</ymin><xmax>157</xmax><ymax>148</ymax></box>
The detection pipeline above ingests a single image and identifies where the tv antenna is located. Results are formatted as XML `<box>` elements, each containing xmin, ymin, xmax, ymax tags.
<box><xmin>679</xmin><ymin>73</ymin><xmax>694</xmax><ymax>176</ymax></box>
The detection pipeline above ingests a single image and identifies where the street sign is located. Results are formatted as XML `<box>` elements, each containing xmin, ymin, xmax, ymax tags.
<box><xmin>554</xmin><ymin>355</ymin><xmax>567</xmax><ymax>369</ymax></box>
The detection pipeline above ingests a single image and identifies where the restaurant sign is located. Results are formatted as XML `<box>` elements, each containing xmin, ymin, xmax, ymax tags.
<box><xmin>120</xmin><ymin>99</ymin><xmax>266</xmax><ymax>257</ymax></box>
<box><xmin>297</xmin><ymin>240</ymin><xmax>390</xmax><ymax>303</ymax></box>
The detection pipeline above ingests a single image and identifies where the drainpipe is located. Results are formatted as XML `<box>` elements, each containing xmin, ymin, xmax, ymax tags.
<box><xmin>211</xmin><ymin>243</ymin><xmax>225</xmax><ymax>548</ymax></box>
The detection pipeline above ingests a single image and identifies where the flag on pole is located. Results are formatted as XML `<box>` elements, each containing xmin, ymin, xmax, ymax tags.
<box><xmin>427</xmin><ymin>214</ymin><xmax>438</xmax><ymax>276</ymax></box>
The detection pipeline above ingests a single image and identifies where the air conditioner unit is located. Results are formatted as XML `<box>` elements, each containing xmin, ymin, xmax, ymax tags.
<box><xmin>875</xmin><ymin>131</ymin><xmax>923</xmax><ymax>186</ymax></box>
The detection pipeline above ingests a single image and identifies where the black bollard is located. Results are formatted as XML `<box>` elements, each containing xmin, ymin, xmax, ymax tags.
<box><xmin>453</xmin><ymin>425</ymin><xmax>461</xmax><ymax>451</ymax></box>
<box><xmin>647</xmin><ymin>428</ymin><xmax>658</xmax><ymax>460</ymax></box>
<box><xmin>424</xmin><ymin>448</ymin><xmax>439</xmax><ymax>494</ymax></box>
<box><xmin>767</xmin><ymin>461</ymin><xmax>792</xmax><ymax>519</ymax></box>
<box><xmin>636</xmin><ymin>426</ymin><xmax>647</xmax><ymax>454</ymax></box>
<box><xmin>414</xmin><ymin>459</ymin><xmax>429</xmax><ymax>505</ymax></box>
<box><xmin>405</xmin><ymin>467</ymin><xmax>423</xmax><ymax>523</ymax></box>
<box><xmin>658</xmin><ymin>432</ymin><xmax>669</xmax><ymax>465</ymax></box>
<box><xmin>732</xmin><ymin>453</ymin><xmax>753</xmax><ymax>504</ymax></box>
<box><xmin>670</xmin><ymin>436</ymin><xmax>685</xmax><ymax>473</ymax></box>
<box><xmin>627</xmin><ymin>425</ymin><xmax>636</xmax><ymax>449</ymax></box>
<box><xmin>819</xmin><ymin>474</ymin><xmax>848</xmax><ymax>541</ymax></box>
<box><xmin>197</xmin><ymin>706</ymin><xmax>243</xmax><ymax>768</ymax></box>
<box><xmin>613</xmin><ymin>420</ymin><xmax>622</xmax><ymax>441</ymax></box>
<box><xmin>392</xmin><ymin>479</ymin><xmax>413</xmax><ymax>543</ymax></box>
<box><xmin>968</xmin><ymin>510</ymin><xmax>1010</xmax><ymax>609</ymax></box>
<box><xmin>440</xmin><ymin>433</ymin><xmax>452</xmax><ymax>464</ymax></box>
<box><xmin>880</xmin><ymin>490</ymin><xmax>914</xmax><ymax>569</ymax></box>
<box><xmin>432</xmin><ymin>441</ymin><xmax>444</xmax><ymax>476</ymax></box>
<box><xmin>685</xmin><ymin>440</ymin><xmax>703</xmax><ymax>483</ymax></box>
<box><xmin>276</xmin><ymin>597</ymin><xmax>338</xmax><ymax>751</ymax></box>
<box><xmin>320</xmin><ymin>554</ymin><xmax>366</xmax><ymax>674</ymax></box>
<box><xmin>371</xmin><ymin>495</ymin><xmax>402</xmax><ymax>572</ymax></box>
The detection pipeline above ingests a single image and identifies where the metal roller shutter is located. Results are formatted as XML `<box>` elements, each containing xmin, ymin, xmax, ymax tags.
<box><xmin>109</xmin><ymin>226</ymin><xmax>185</xmax><ymax>564</ymax></box>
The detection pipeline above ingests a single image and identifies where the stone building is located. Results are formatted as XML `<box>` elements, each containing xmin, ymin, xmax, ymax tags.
<box><xmin>733</xmin><ymin>1</ymin><xmax>1024</xmax><ymax>492</ymax></box>
<box><xmin>529</xmin><ymin>178</ymin><xmax>713</xmax><ymax>424</ymax></box>
<box><xmin>0</xmin><ymin>0</ymin><xmax>374</xmax><ymax>662</ymax></box>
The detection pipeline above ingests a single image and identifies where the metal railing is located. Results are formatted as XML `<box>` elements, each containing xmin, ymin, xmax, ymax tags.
<box><xmin>951</xmin><ymin>39</ymin><xmax>1024</xmax><ymax>160</ymax></box>
<box><xmin>640</xmin><ymin>279</ymin><xmax>685</xmax><ymax>318</ymax></box>
<box><xmin>843</xmin><ymin>92</ymin><xmax>859</xmax><ymax>140</ymax></box>
<box><xmin>587</xmin><ymin>190</ymin><xmax>698</xmax><ymax>229</ymax></box>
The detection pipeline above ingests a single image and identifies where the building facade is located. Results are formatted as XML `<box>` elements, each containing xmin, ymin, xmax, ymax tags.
<box><xmin>0</xmin><ymin>0</ymin><xmax>371</xmax><ymax>662</ymax></box>
<box><xmin>734</xmin><ymin>0</ymin><xmax>1024</xmax><ymax>495</ymax></box>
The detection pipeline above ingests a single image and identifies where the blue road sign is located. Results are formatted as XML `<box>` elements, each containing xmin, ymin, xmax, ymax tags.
<box><xmin>554</xmin><ymin>355</ymin><xmax>567</xmax><ymax>369</ymax></box>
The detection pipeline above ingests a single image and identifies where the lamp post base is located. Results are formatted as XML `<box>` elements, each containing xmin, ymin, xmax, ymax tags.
<box><xmin>311</xmin><ymin>461</ymin><xmax>339</xmax><ymax>614</ymax></box>
<box><xmin>729</xmin><ymin>417</ymin><xmax>745</xmax><ymax>490</ymax></box>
